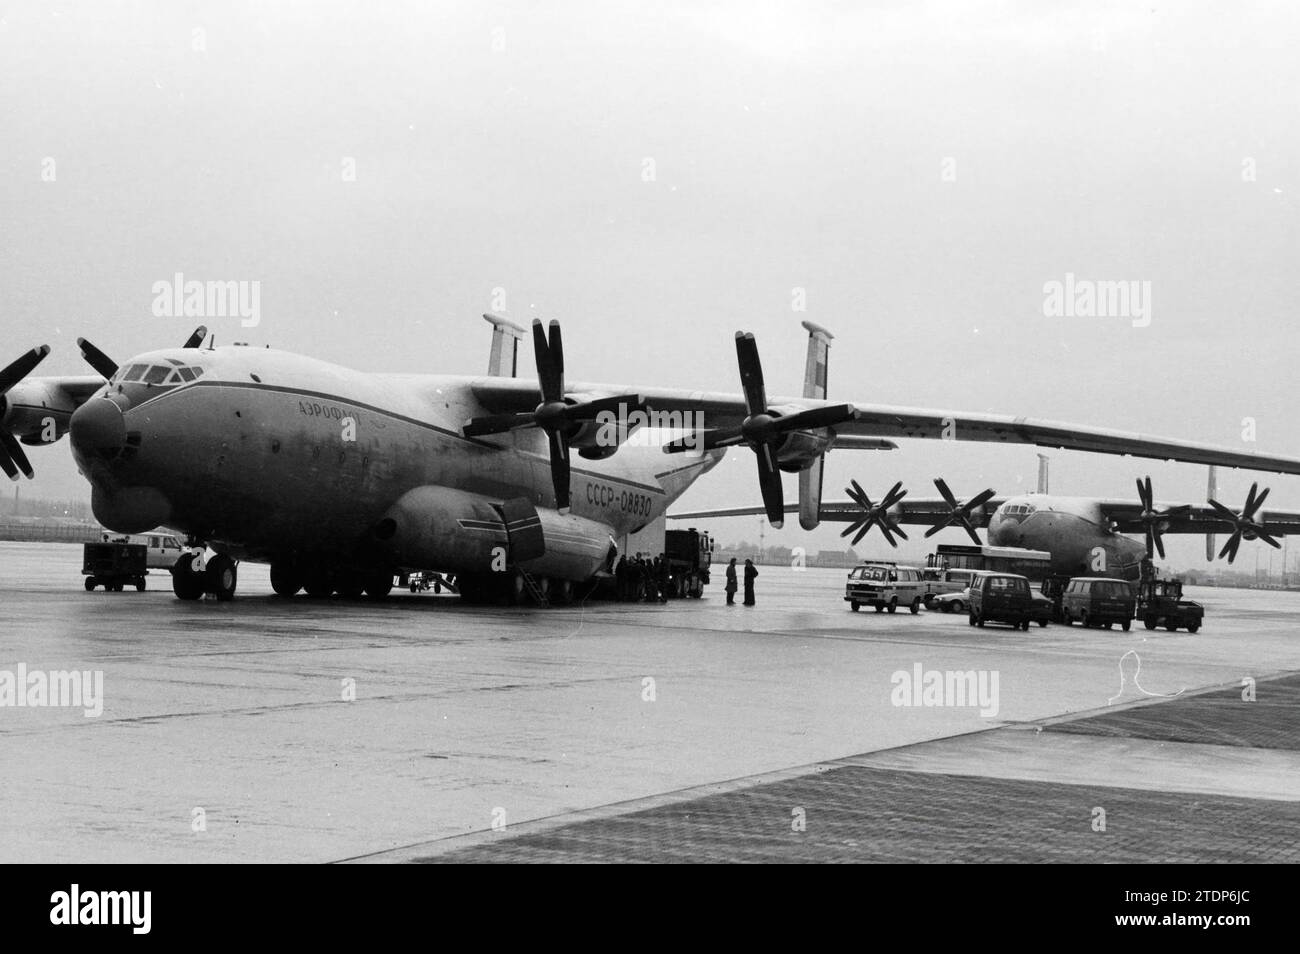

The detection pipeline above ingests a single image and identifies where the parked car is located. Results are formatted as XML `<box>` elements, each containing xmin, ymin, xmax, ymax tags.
<box><xmin>1060</xmin><ymin>577</ymin><xmax>1137</xmax><ymax>631</ymax></box>
<box><xmin>933</xmin><ymin>585</ymin><xmax>972</xmax><ymax>614</ymax></box>
<box><xmin>1137</xmin><ymin>578</ymin><xmax>1203</xmax><ymax>633</ymax></box>
<box><xmin>921</xmin><ymin>567</ymin><xmax>979</xmax><ymax>608</ymax></box>
<box><xmin>845</xmin><ymin>562</ymin><xmax>926</xmax><ymax>614</ymax></box>
<box><xmin>968</xmin><ymin>572</ymin><xmax>1048</xmax><ymax>630</ymax></box>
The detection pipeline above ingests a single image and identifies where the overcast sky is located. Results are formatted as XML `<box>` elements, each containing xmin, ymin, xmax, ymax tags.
<box><xmin>3</xmin><ymin>1</ymin><xmax>1299</xmax><ymax>568</ymax></box>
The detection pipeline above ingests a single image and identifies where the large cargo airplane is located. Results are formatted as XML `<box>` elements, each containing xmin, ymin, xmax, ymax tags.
<box><xmin>672</xmin><ymin>470</ymin><xmax>1300</xmax><ymax>582</ymax></box>
<box><xmin>5</xmin><ymin>315</ymin><xmax>1300</xmax><ymax>601</ymax></box>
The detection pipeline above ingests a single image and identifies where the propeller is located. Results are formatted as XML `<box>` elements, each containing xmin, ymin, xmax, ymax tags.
<box><xmin>924</xmin><ymin>478</ymin><xmax>996</xmax><ymax>545</ymax></box>
<box><xmin>76</xmin><ymin>337</ymin><xmax>118</xmax><ymax>380</ymax></box>
<box><xmin>0</xmin><ymin>345</ymin><xmax>51</xmax><ymax>480</ymax></box>
<box><xmin>1135</xmin><ymin>475</ymin><xmax>1192</xmax><ymax>560</ymax></box>
<box><xmin>664</xmin><ymin>333</ymin><xmax>856</xmax><ymax>527</ymax></box>
<box><xmin>461</xmin><ymin>319</ymin><xmax>641</xmax><ymax>512</ymax></box>
<box><xmin>182</xmin><ymin>325</ymin><xmax>208</xmax><ymax>349</ymax></box>
<box><xmin>1207</xmin><ymin>482</ymin><xmax>1280</xmax><ymax>564</ymax></box>
<box><xmin>840</xmin><ymin>480</ymin><xmax>909</xmax><ymax>547</ymax></box>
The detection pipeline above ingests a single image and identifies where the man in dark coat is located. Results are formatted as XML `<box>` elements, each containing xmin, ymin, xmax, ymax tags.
<box><xmin>724</xmin><ymin>558</ymin><xmax>738</xmax><ymax>605</ymax></box>
<box><xmin>743</xmin><ymin>559</ymin><xmax>758</xmax><ymax>606</ymax></box>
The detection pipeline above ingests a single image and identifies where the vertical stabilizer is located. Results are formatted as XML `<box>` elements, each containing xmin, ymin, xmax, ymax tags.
<box><xmin>798</xmin><ymin>320</ymin><xmax>834</xmax><ymax>530</ymax></box>
<box><xmin>482</xmin><ymin>313</ymin><xmax>526</xmax><ymax>377</ymax></box>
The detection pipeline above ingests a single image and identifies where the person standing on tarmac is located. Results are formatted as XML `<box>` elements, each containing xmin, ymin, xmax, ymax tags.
<box><xmin>743</xmin><ymin>558</ymin><xmax>758</xmax><ymax>606</ymax></box>
<box><xmin>725</xmin><ymin>558</ymin><xmax>738</xmax><ymax>605</ymax></box>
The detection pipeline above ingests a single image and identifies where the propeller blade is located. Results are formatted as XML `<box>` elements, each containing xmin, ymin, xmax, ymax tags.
<box><xmin>0</xmin><ymin>431</ymin><xmax>32</xmax><ymax>479</ymax></box>
<box><xmin>1258</xmin><ymin>531</ymin><xmax>1283</xmax><ymax>549</ymax></box>
<box><xmin>850</xmin><ymin>518</ymin><xmax>875</xmax><ymax>547</ymax></box>
<box><xmin>0</xmin><ymin>345</ymin><xmax>50</xmax><ymax>395</ymax></box>
<box><xmin>734</xmin><ymin>333</ymin><xmax>767</xmax><ymax>418</ymax></box>
<box><xmin>879</xmin><ymin>522</ymin><xmax>898</xmax><ymax>547</ymax></box>
<box><xmin>76</xmin><ymin>338</ymin><xmax>119</xmax><ymax>380</ymax></box>
<box><xmin>662</xmin><ymin>428</ymin><xmax>744</xmax><ymax>453</ymax></box>
<box><xmin>880</xmin><ymin>481</ymin><xmax>907</xmax><ymax>510</ymax></box>
<box><xmin>1247</xmin><ymin>485</ymin><xmax>1270</xmax><ymax>517</ymax></box>
<box><xmin>547</xmin><ymin>429</ymin><xmax>570</xmax><ymax>512</ymax></box>
<box><xmin>532</xmin><ymin>320</ymin><xmax>564</xmax><ymax>404</ymax></box>
<box><xmin>755</xmin><ymin>444</ymin><xmax>784</xmax><ymax>528</ymax></box>
<box><xmin>462</xmin><ymin>412</ymin><xmax>537</xmax><ymax>437</ymax></box>
<box><xmin>960</xmin><ymin>521</ymin><xmax>982</xmax><ymax>546</ymax></box>
<box><xmin>934</xmin><ymin>478</ymin><xmax>960</xmax><ymax>509</ymax></box>
<box><xmin>1219</xmin><ymin>533</ymin><xmax>1243</xmax><ymax>563</ymax></box>
<box><xmin>1242</xmin><ymin>483</ymin><xmax>1259</xmax><ymax>518</ymax></box>
<box><xmin>770</xmin><ymin>403</ymin><xmax>857</xmax><ymax>433</ymax></box>
<box><xmin>182</xmin><ymin>326</ymin><xmax>208</xmax><ymax>349</ymax></box>
<box><xmin>0</xmin><ymin>445</ymin><xmax>18</xmax><ymax>480</ymax></box>
<box><xmin>559</xmin><ymin>393</ymin><xmax>643</xmax><ymax>423</ymax></box>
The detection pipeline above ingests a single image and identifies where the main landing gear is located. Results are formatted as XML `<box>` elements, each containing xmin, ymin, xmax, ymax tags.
<box><xmin>171</xmin><ymin>552</ymin><xmax>238</xmax><ymax>602</ymax></box>
<box><xmin>268</xmin><ymin>562</ymin><xmax>395</xmax><ymax>600</ymax></box>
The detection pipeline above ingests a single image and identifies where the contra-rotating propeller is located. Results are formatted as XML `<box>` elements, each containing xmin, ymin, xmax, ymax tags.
<box><xmin>1135</xmin><ymin>475</ymin><xmax>1192</xmax><ymax>560</ymax></box>
<box><xmin>1207</xmin><ymin>482</ymin><xmax>1280</xmax><ymax>564</ymax></box>
<box><xmin>0</xmin><ymin>345</ymin><xmax>52</xmax><ymax>480</ymax></box>
<box><xmin>665</xmin><ymin>332</ymin><xmax>856</xmax><ymax>527</ymax></box>
<box><xmin>924</xmin><ymin>478</ymin><xmax>996</xmax><ymax>545</ymax></box>
<box><xmin>462</xmin><ymin>319</ymin><xmax>641</xmax><ymax>512</ymax></box>
<box><xmin>840</xmin><ymin>480</ymin><xmax>909</xmax><ymax>547</ymax></box>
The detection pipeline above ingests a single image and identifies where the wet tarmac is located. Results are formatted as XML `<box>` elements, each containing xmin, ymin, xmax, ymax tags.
<box><xmin>1</xmin><ymin>541</ymin><xmax>1296</xmax><ymax>863</ymax></box>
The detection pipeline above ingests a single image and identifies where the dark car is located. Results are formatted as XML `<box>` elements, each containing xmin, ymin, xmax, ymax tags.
<box><xmin>968</xmin><ymin>572</ymin><xmax>1043</xmax><ymax>630</ymax></box>
<box><xmin>1060</xmin><ymin>577</ymin><xmax>1136</xmax><ymax>631</ymax></box>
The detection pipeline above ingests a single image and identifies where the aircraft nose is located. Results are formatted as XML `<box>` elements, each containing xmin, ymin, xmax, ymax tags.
<box><xmin>70</xmin><ymin>397</ymin><xmax>127</xmax><ymax>459</ymax></box>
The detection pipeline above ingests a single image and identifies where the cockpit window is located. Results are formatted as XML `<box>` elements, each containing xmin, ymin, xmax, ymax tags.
<box><xmin>143</xmin><ymin>365</ymin><xmax>170</xmax><ymax>385</ymax></box>
<box><xmin>177</xmin><ymin>367</ymin><xmax>196</xmax><ymax>381</ymax></box>
<box><xmin>123</xmin><ymin>363</ymin><xmax>148</xmax><ymax>382</ymax></box>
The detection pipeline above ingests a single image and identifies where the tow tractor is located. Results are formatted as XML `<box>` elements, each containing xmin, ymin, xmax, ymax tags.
<box><xmin>1137</xmin><ymin>577</ymin><xmax>1203</xmax><ymax>633</ymax></box>
<box><xmin>82</xmin><ymin>531</ymin><xmax>189</xmax><ymax>592</ymax></box>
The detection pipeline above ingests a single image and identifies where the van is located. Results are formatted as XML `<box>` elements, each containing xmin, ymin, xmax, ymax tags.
<box><xmin>845</xmin><ymin>563</ymin><xmax>926</xmax><ymax>614</ymax></box>
<box><xmin>1061</xmin><ymin>577</ymin><xmax>1136</xmax><ymax>630</ymax></box>
<box><xmin>921</xmin><ymin>567</ymin><xmax>978</xmax><ymax>608</ymax></box>
<box><xmin>968</xmin><ymin>572</ymin><xmax>1048</xmax><ymax>630</ymax></box>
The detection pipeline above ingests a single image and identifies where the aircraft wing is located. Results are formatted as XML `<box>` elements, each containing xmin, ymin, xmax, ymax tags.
<box><xmin>1097</xmin><ymin>499</ymin><xmax>1300</xmax><ymax>536</ymax></box>
<box><xmin>671</xmin><ymin>496</ymin><xmax>1007</xmax><ymax>529</ymax></box>
<box><xmin>469</xmin><ymin>378</ymin><xmax>1300</xmax><ymax>477</ymax></box>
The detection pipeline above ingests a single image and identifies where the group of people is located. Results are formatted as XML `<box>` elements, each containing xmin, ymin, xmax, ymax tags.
<box><xmin>613</xmin><ymin>553</ymin><xmax>672</xmax><ymax>602</ymax></box>
<box><xmin>723</xmin><ymin>557</ymin><xmax>758</xmax><ymax>606</ymax></box>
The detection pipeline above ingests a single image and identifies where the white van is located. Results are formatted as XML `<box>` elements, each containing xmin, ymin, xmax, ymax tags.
<box><xmin>845</xmin><ymin>562</ymin><xmax>927</xmax><ymax>614</ymax></box>
<box><xmin>101</xmin><ymin>531</ymin><xmax>187</xmax><ymax>570</ymax></box>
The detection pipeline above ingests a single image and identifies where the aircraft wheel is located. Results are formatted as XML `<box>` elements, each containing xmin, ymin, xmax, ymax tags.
<box><xmin>205</xmin><ymin>555</ymin><xmax>237</xmax><ymax>601</ymax></box>
<box><xmin>336</xmin><ymin>576</ymin><xmax>365</xmax><ymax>599</ymax></box>
<box><xmin>887</xmin><ymin>598</ymin><xmax>898</xmax><ymax>614</ymax></box>
<box><xmin>364</xmin><ymin>573</ymin><xmax>393</xmax><ymax>599</ymax></box>
<box><xmin>84</xmin><ymin>577</ymin><xmax>96</xmax><ymax>591</ymax></box>
<box><xmin>909</xmin><ymin>598</ymin><xmax>921</xmax><ymax>615</ymax></box>
<box><xmin>552</xmin><ymin>579</ymin><xmax>574</xmax><ymax>605</ymax></box>
<box><xmin>303</xmin><ymin>570</ymin><xmax>333</xmax><ymax>598</ymax></box>
<box><xmin>270</xmin><ymin>563</ymin><xmax>302</xmax><ymax>597</ymax></box>
<box><xmin>172</xmin><ymin>553</ymin><xmax>206</xmax><ymax>601</ymax></box>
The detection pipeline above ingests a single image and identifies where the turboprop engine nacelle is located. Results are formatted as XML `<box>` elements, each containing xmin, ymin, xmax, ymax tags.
<box><xmin>1</xmin><ymin>380</ymin><xmax>74</xmax><ymax>444</ymax></box>
<box><xmin>375</xmin><ymin>485</ymin><xmax>616</xmax><ymax>581</ymax></box>
<box><xmin>774</xmin><ymin>426</ymin><xmax>833</xmax><ymax>473</ymax></box>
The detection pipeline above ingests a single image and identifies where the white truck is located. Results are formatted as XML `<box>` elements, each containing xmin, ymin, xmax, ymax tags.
<box><xmin>100</xmin><ymin>531</ymin><xmax>188</xmax><ymax>570</ymax></box>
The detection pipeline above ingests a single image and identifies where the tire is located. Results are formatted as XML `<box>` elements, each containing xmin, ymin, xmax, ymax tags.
<box><xmin>336</xmin><ymin>577</ymin><xmax>366</xmax><ymax>599</ymax></box>
<box><xmin>968</xmin><ymin>612</ymin><xmax>976</xmax><ymax>627</ymax></box>
<box><xmin>1080</xmin><ymin>612</ymin><xmax>1090</xmax><ymax>628</ymax></box>
<box><xmin>909</xmin><ymin>597</ymin><xmax>921</xmax><ymax>615</ymax></box>
<box><xmin>850</xmin><ymin>601</ymin><xmax>860</xmax><ymax>612</ymax></box>
<box><xmin>1103</xmin><ymin>622</ymin><xmax>1113</xmax><ymax>630</ymax></box>
<box><xmin>952</xmin><ymin>600</ymin><xmax>964</xmax><ymax>614</ymax></box>
<box><xmin>1122</xmin><ymin>619</ymin><xmax>1131</xmax><ymax>632</ymax></box>
<box><xmin>84</xmin><ymin>577</ymin><xmax>96</xmax><ymax>591</ymax></box>
<box><xmin>303</xmin><ymin>572</ymin><xmax>333</xmax><ymax>598</ymax></box>
<box><xmin>1061</xmin><ymin>610</ymin><xmax>1071</xmax><ymax>626</ymax></box>
<box><xmin>1037</xmin><ymin>619</ymin><xmax>1048</xmax><ymax>628</ymax></box>
<box><xmin>1144</xmin><ymin>618</ymin><xmax>1157</xmax><ymax>630</ymax></box>
<box><xmin>171</xmin><ymin>553</ymin><xmax>205</xmax><ymax>601</ymax></box>
<box><xmin>1187</xmin><ymin>622</ymin><xmax>1200</xmax><ymax>633</ymax></box>
<box><xmin>1165</xmin><ymin>621</ymin><xmax>1178</xmax><ymax>632</ymax></box>
<box><xmin>887</xmin><ymin>597</ymin><xmax>898</xmax><ymax>614</ymax></box>
<box><xmin>976</xmin><ymin>614</ymin><xmax>985</xmax><ymax>628</ymax></box>
<box><xmin>364</xmin><ymin>573</ymin><xmax>393</xmax><ymax>599</ymax></box>
<box><xmin>874</xmin><ymin>604</ymin><xmax>883</xmax><ymax>613</ymax></box>
<box><xmin>136</xmin><ymin>579</ymin><xmax>146</xmax><ymax>592</ymax></box>
<box><xmin>270</xmin><ymin>564</ymin><xmax>302</xmax><ymax>597</ymax></box>
<box><xmin>205</xmin><ymin>554</ymin><xmax>237</xmax><ymax>601</ymax></box>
